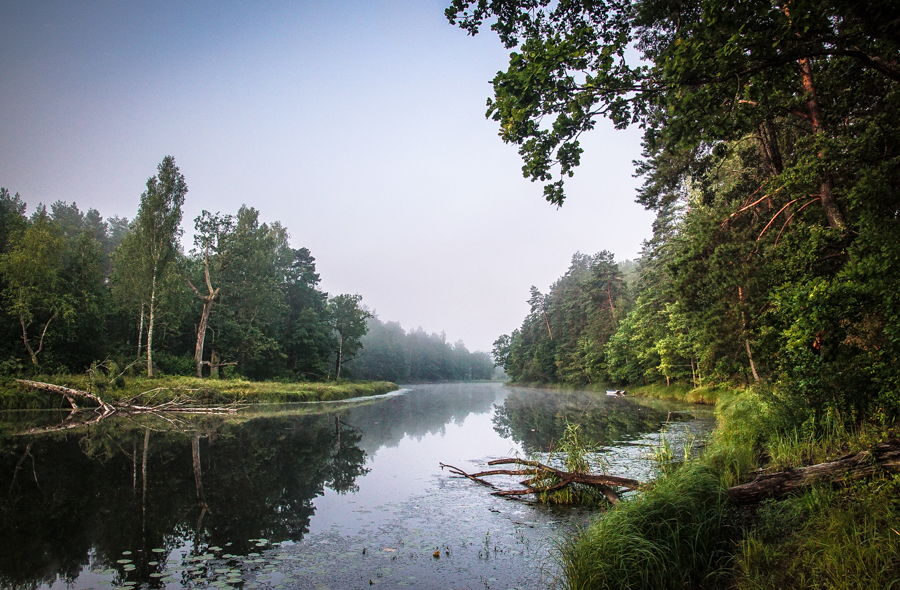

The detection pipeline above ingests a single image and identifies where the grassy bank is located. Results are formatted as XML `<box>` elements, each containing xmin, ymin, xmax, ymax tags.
<box><xmin>0</xmin><ymin>375</ymin><xmax>399</xmax><ymax>410</ymax></box>
<box><xmin>506</xmin><ymin>380</ymin><xmax>721</xmax><ymax>405</ymax></box>
<box><xmin>560</xmin><ymin>387</ymin><xmax>900</xmax><ymax>590</ymax></box>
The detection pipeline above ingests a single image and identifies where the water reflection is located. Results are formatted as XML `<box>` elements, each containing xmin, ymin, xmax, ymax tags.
<box><xmin>494</xmin><ymin>387</ymin><xmax>685</xmax><ymax>453</ymax></box>
<box><xmin>0</xmin><ymin>383</ymin><xmax>714</xmax><ymax>590</ymax></box>
<box><xmin>0</xmin><ymin>411</ymin><xmax>368</xmax><ymax>589</ymax></box>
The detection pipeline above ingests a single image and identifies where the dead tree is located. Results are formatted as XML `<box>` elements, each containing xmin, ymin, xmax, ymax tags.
<box><xmin>727</xmin><ymin>441</ymin><xmax>900</xmax><ymax>504</ymax></box>
<box><xmin>13</xmin><ymin>379</ymin><xmax>244</xmax><ymax>435</ymax></box>
<box><xmin>440</xmin><ymin>458</ymin><xmax>640</xmax><ymax>505</ymax></box>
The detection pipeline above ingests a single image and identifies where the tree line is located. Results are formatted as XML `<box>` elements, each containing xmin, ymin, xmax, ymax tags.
<box><xmin>0</xmin><ymin>157</ymin><xmax>488</xmax><ymax>382</ymax></box>
<box><xmin>349</xmin><ymin>317</ymin><xmax>495</xmax><ymax>382</ymax></box>
<box><xmin>464</xmin><ymin>0</ymin><xmax>900</xmax><ymax>423</ymax></box>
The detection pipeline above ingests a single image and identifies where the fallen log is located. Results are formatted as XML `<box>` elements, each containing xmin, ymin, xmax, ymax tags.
<box><xmin>440</xmin><ymin>458</ymin><xmax>641</xmax><ymax>505</ymax></box>
<box><xmin>13</xmin><ymin>379</ymin><xmax>244</xmax><ymax>435</ymax></box>
<box><xmin>16</xmin><ymin>379</ymin><xmax>114</xmax><ymax>413</ymax></box>
<box><xmin>727</xmin><ymin>441</ymin><xmax>900</xmax><ymax>504</ymax></box>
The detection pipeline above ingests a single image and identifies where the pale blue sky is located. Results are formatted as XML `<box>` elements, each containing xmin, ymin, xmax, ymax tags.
<box><xmin>0</xmin><ymin>0</ymin><xmax>653</xmax><ymax>353</ymax></box>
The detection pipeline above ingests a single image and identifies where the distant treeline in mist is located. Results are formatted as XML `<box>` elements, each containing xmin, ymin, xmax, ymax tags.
<box><xmin>348</xmin><ymin>317</ymin><xmax>495</xmax><ymax>383</ymax></box>
<box><xmin>0</xmin><ymin>156</ymin><xmax>489</xmax><ymax>382</ymax></box>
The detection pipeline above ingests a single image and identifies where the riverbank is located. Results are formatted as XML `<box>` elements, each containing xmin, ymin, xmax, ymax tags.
<box><xmin>506</xmin><ymin>380</ymin><xmax>722</xmax><ymax>405</ymax></box>
<box><xmin>0</xmin><ymin>375</ymin><xmax>399</xmax><ymax>410</ymax></box>
<box><xmin>561</xmin><ymin>386</ymin><xmax>900</xmax><ymax>589</ymax></box>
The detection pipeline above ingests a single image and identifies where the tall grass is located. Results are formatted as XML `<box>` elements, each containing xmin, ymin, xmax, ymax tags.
<box><xmin>736</xmin><ymin>476</ymin><xmax>900</xmax><ymax>590</ymax></box>
<box><xmin>559</xmin><ymin>384</ymin><xmax>900</xmax><ymax>590</ymax></box>
<box><xmin>559</xmin><ymin>464</ymin><xmax>733</xmax><ymax>590</ymax></box>
<box><xmin>558</xmin><ymin>388</ymin><xmax>760</xmax><ymax>589</ymax></box>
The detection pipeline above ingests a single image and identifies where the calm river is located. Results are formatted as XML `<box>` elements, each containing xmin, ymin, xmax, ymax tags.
<box><xmin>0</xmin><ymin>382</ymin><xmax>714</xmax><ymax>590</ymax></box>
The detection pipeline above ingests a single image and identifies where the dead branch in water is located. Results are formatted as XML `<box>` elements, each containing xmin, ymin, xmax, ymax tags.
<box><xmin>13</xmin><ymin>379</ymin><xmax>245</xmax><ymax>435</ymax></box>
<box><xmin>440</xmin><ymin>458</ymin><xmax>641</xmax><ymax>505</ymax></box>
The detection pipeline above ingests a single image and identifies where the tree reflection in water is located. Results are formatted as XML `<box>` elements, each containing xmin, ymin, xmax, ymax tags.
<box><xmin>493</xmin><ymin>387</ymin><xmax>681</xmax><ymax>453</ymax></box>
<box><xmin>0</xmin><ymin>410</ymin><xmax>368</xmax><ymax>589</ymax></box>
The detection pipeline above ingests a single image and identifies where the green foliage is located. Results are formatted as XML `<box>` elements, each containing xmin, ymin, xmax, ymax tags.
<box><xmin>1</xmin><ymin>157</ymin><xmax>477</xmax><ymax>386</ymax></box>
<box><xmin>0</xmin><ymin>214</ymin><xmax>76</xmax><ymax>367</ymax></box>
<box><xmin>327</xmin><ymin>293</ymin><xmax>372</xmax><ymax>379</ymax></box>
<box><xmin>453</xmin><ymin>0</ymin><xmax>900</xmax><ymax>426</ymax></box>
<box><xmin>559</xmin><ymin>463</ymin><xmax>733</xmax><ymax>590</ymax></box>
<box><xmin>497</xmin><ymin>251</ymin><xmax>628</xmax><ymax>386</ymax></box>
<box><xmin>736</xmin><ymin>477</ymin><xmax>900</xmax><ymax>590</ymax></box>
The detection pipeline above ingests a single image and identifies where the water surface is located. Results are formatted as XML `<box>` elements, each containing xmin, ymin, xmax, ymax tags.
<box><xmin>0</xmin><ymin>383</ymin><xmax>714</xmax><ymax>590</ymax></box>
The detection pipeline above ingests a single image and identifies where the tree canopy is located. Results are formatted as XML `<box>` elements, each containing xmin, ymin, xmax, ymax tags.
<box><xmin>465</xmin><ymin>0</ymin><xmax>900</xmax><ymax>423</ymax></box>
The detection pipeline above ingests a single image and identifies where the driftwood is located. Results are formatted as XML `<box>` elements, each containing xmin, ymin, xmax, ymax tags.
<box><xmin>727</xmin><ymin>441</ymin><xmax>900</xmax><ymax>504</ymax></box>
<box><xmin>13</xmin><ymin>379</ymin><xmax>244</xmax><ymax>435</ymax></box>
<box><xmin>440</xmin><ymin>458</ymin><xmax>641</xmax><ymax>505</ymax></box>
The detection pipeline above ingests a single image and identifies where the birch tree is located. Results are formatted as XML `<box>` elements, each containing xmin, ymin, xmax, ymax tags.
<box><xmin>113</xmin><ymin>156</ymin><xmax>186</xmax><ymax>377</ymax></box>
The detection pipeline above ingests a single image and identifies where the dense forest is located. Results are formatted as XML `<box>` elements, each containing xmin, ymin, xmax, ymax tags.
<box><xmin>0</xmin><ymin>158</ymin><xmax>490</xmax><ymax>383</ymax></box>
<box><xmin>461</xmin><ymin>0</ymin><xmax>900</xmax><ymax>424</ymax></box>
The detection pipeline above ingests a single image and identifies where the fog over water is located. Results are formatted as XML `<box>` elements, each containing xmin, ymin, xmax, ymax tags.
<box><xmin>0</xmin><ymin>0</ymin><xmax>653</xmax><ymax>352</ymax></box>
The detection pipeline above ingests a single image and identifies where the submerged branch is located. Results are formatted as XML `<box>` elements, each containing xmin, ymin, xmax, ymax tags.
<box><xmin>441</xmin><ymin>457</ymin><xmax>640</xmax><ymax>505</ymax></box>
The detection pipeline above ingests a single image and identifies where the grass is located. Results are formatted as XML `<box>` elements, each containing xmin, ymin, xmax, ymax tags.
<box><xmin>736</xmin><ymin>477</ymin><xmax>900</xmax><ymax>590</ymax></box>
<box><xmin>0</xmin><ymin>374</ymin><xmax>399</xmax><ymax>409</ymax></box>
<box><xmin>626</xmin><ymin>382</ymin><xmax>721</xmax><ymax>405</ymax></box>
<box><xmin>559</xmin><ymin>462</ymin><xmax>733</xmax><ymax>590</ymax></box>
<box><xmin>509</xmin><ymin>380</ymin><xmax>722</xmax><ymax>405</ymax></box>
<box><xmin>557</xmin><ymin>386</ymin><xmax>900</xmax><ymax>590</ymax></box>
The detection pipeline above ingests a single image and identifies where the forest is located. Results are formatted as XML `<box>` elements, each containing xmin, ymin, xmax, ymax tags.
<box><xmin>470</xmin><ymin>0</ymin><xmax>900</xmax><ymax>425</ymax></box>
<box><xmin>456</xmin><ymin>1</ymin><xmax>900</xmax><ymax>587</ymax></box>
<box><xmin>0</xmin><ymin>158</ymin><xmax>491</xmax><ymax>384</ymax></box>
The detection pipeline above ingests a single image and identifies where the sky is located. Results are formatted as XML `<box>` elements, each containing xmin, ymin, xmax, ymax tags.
<box><xmin>0</xmin><ymin>0</ymin><xmax>654</xmax><ymax>353</ymax></box>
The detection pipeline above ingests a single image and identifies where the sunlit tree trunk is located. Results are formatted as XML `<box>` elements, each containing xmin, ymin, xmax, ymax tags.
<box><xmin>137</xmin><ymin>304</ymin><xmax>145</xmax><ymax>361</ymax></box>
<box><xmin>799</xmin><ymin>58</ymin><xmax>846</xmax><ymax>232</ymax></box>
<box><xmin>335</xmin><ymin>337</ymin><xmax>344</xmax><ymax>380</ymax></box>
<box><xmin>738</xmin><ymin>287</ymin><xmax>760</xmax><ymax>382</ymax></box>
<box><xmin>147</xmin><ymin>270</ymin><xmax>157</xmax><ymax>377</ymax></box>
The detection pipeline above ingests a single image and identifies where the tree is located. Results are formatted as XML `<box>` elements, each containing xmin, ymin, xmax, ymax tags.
<box><xmin>187</xmin><ymin>211</ymin><xmax>234</xmax><ymax>377</ymax></box>
<box><xmin>280</xmin><ymin>247</ymin><xmax>334</xmax><ymax>380</ymax></box>
<box><xmin>446</xmin><ymin>0</ymin><xmax>899</xmax><ymax>223</ymax></box>
<box><xmin>203</xmin><ymin>206</ymin><xmax>290</xmax><ymax>379</ymax></box>
<box><xmin>112</xmin><ymin>156</ymin><xmax>187</xmax><ymax>377</ymax></box>
<box><xmin>328</xmin><ymin>294</ymin><xmax>372</xmax><ymax>379</ymax></box>
<box><xmin>0</xmin><ymin>214</ymin><xmax>74</xmax><ymax>366</ymax></box>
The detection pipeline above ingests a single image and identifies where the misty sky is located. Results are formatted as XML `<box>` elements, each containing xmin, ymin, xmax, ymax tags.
<box><xmin>0</xmin><ymin>0</ymin><xmax>653</xmax><ymax>353</ymax></box>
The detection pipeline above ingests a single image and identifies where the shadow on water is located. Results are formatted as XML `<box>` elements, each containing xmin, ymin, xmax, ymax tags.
<box><xmin>0</xmin><ymin>382</ymin><xmax>714</xmax><ymax>590</ymax></box>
